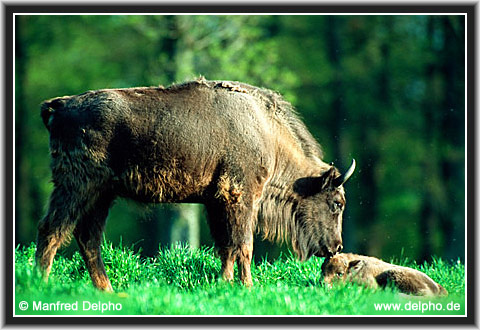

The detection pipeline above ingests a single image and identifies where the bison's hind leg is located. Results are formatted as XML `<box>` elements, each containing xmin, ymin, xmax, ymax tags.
<box><xmin>35</xmin><ymin>217</ymin><xmax>74</xmax><ymax>281</ymax></box>
<box><xmin>35</xmin><ymin>186</ymin><xmax>83</xmax><ymax>281</ymax></box>
<box><xmin>35</xmin><ymin>183</ymin><xmax>115</xmax><ymax>291</ymax></box>
<box><xmin>73</xmin><ymin>193</ymin><xmax>114</xmax><ymax>291</ymax></box>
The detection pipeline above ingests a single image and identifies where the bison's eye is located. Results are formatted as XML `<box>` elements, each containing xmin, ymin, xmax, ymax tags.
<box><xmin>331</xmin><ymin>200</ymin><xmax>343</xmax><ymax>213</ymax></box>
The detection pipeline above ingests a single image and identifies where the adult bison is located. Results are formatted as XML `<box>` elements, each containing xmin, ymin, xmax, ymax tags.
<box><xmin>36</xmin><ymin>78</ymin><xmax>355</xmax><ymax>290</ymax></box>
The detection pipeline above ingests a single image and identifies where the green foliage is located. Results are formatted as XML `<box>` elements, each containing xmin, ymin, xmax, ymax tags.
<box><xmin>15</xmin><ymin>242</ymin><xmax>465</xmax><ymax>315</ymax></box>
<box><xmin>154</xmin><ymin>243</ymin><xmax>221</xmax><ymax>290</ymax></box>
<box><xmin>418</xmin><ymin>257</ymin><xmax>465</xmax><ymax>295</ymax></box>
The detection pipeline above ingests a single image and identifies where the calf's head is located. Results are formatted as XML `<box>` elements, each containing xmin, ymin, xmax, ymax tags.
<box><xmin>293</xmin><ymin>160</ymin><xmax>355</xmax><ymax>261</ymax></box>
<box><xmin>321</xmin><ymin>253</ymin><xmax>365</xmax><ymax>285</ymax></box>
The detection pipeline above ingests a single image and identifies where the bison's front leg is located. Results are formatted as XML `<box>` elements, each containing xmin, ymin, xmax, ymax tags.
<box><xmin>236</xmin><ymin>238</ymin><xmax>254</xmax><ymax>287</ymax></box>
<box><xmin>218</xmin><ymin>247</ymin><xmax>236</xmax><ymax>282</ymax></box>
<box><xmin>218</xmin><ymin>237</ymin><xmax>254</xmax><ymax>286</ymax></box>
<box><xmin>207</xmin><ymin>174</ymin><xmax>258</xmax><ymax>287</ymax></box>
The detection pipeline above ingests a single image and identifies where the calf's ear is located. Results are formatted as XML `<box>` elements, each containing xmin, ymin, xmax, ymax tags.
<box><xmin>348</xmin><ymin>259</ymin><xmax>365</xmax><ymax>273</ymax></box>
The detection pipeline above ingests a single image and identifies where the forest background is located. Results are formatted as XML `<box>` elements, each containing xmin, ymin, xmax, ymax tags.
<box><xmin>15</xmin><ymin>14</ymin><xmax>465</xmax><ymax>263</ymax></box>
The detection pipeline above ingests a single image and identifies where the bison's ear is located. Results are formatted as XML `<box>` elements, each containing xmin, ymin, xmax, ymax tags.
<box><xmin>320</xmin><ymin>167</ymin><xmax>339</xmax><ymax>190</ymax></box>
<box><xmin>41</xmin><ymin>97</ymin><xmax>68</xmax><ymax>112</ymax></box>
<box><xmin>293</xmin><ymin>167</ymin><xmax>338</xmax><ymax>196</ymax></box>
<box><xmin>41</xmin><ymin>97</ymin><xmax>68</xmax><ymax>130</ymax></box>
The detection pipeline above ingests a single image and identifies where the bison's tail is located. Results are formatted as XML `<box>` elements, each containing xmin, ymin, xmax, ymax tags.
<box><xmin>40</xmin><ymin>97</ymin><xmax>69</xmax><ymax>131</ymax></box>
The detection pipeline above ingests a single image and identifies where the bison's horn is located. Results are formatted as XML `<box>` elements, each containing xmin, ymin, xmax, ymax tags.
<box><xmin>334</xmin><ymin>159</ymin><xmax>356</xmax><ymax>187</ymax></box>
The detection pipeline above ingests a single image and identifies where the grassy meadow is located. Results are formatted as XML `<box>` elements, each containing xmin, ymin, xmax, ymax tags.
<box><xmin>14</xmin><ymin>242</ymin><xmax>466</xmax><ymax>316</ymax></box>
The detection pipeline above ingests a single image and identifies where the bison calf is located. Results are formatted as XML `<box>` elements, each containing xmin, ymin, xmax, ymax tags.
<box><xmin>36</xmin><ymin>78</ymin><xmax>355</xmax><ymax>290</ymax></box>
<box><xmin>321</xmin><ymin>253</ymin><xmax>447</xmax><ymax>297</ymax></box>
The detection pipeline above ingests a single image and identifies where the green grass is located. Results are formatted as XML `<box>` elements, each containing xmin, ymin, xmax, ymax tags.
<box><xmin>15</xmin><ymin>242</ymin><xmax>466</xmax><ymax>316</ymax></box>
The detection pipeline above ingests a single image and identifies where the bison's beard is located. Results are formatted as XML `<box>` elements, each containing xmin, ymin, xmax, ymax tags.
<box><xmin>294</xmin><ymin>225</ymin><xmax>326</xmax><ymax>261</ymax></box>
<box><xmin>292</xmin><ymin>217</ymin><xmax>339</xmax><ymax>261</ymax></box>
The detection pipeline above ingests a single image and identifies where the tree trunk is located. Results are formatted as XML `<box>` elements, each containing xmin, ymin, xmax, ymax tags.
<box><xmin>439</xmin><ymin>16</ymin><xmax>465</xmax><ymax>261</ymax></box>
<box><xmin>325</xmin><ymin>16</ymin><xmax>346</xmax><ymax>164</ymax></box>
<box><xmin>419</xmin><ymin>16</ymin><xmax>438</xmax><ymax>261</ymax></box>
<box><xmin>15</xmin><ymin>16</ymin><xmax>33</xmax><ymax>244</ymax></box>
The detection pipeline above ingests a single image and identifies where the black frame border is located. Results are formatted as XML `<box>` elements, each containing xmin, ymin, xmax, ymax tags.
<box><xmin>4</xmin><ymin>2</ymin><xmax>476</xmax><ymax>326</ymax></box>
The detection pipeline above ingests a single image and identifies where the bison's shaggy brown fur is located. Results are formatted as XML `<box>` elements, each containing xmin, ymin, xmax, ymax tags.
<box><xmin>322</xmin><ymin>253</ymin><xmax>448</xmax><ymax>297</ymax></box>
<box><xmin>36</xmin><ymin>78</ymin><xmax>355</xmax><ymax>290</ymax></box>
